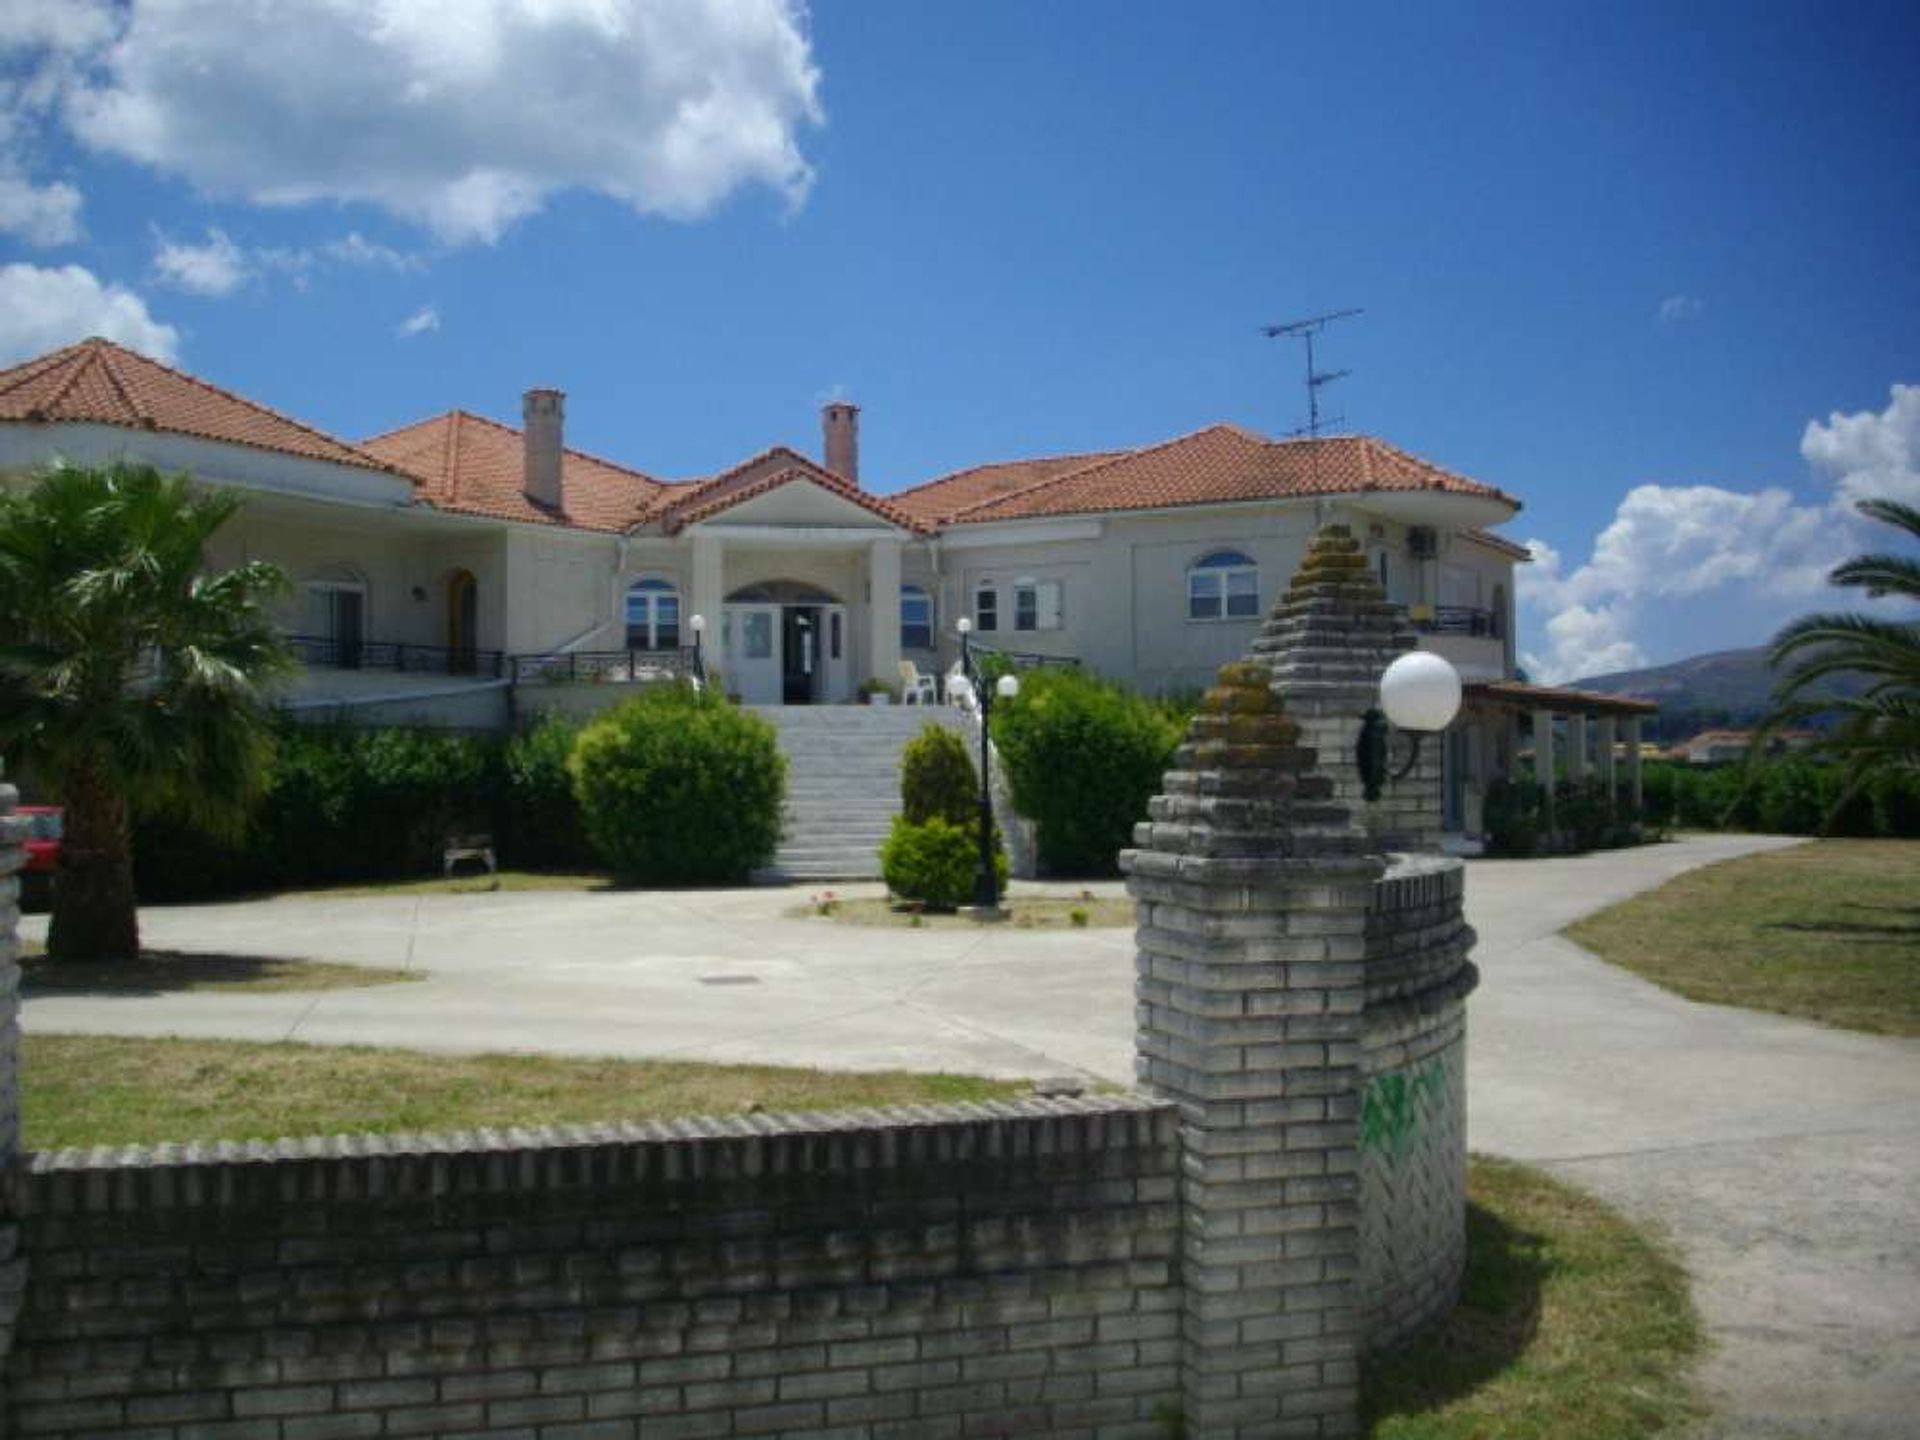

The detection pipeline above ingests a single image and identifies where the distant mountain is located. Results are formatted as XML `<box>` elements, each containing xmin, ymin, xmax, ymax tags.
<box><xmin>1572</xmin><ymin>646</ymin><xmax>1866</xmax><ymax>740</ymax></box>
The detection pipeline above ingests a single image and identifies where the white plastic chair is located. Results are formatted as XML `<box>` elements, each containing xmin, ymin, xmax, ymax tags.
<box><xmin>898</xmin><ymin>660</ymin><xmax>937</xmax><ymax>706</ymax></box>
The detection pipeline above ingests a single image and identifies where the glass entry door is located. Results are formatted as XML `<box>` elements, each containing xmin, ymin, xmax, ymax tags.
<box><xmin>723</xmin><ymin>605</ymin><xmax>780</xmax><ymax>704</ymax></box>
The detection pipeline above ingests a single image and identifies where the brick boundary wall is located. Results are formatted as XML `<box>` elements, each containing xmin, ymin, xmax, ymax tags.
<box><xmin>5</xmin><ymin>1098</ymin><xmax>1183</xmax><ymax>1440</ymax></box>
<box><xmin>1358</xmin><ymin>856</ymin><xmax>1478</xmax><ymax>1350</ymax></box>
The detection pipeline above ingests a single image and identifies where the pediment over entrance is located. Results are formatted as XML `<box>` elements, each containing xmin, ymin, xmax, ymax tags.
<box><xmin>703</xmin><ymin>476</ymin><xmax>904</xmax><ymax>530</ymax></box>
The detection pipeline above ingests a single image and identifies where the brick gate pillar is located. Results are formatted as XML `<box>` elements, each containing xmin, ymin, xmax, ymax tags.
<box><xmin>1128</xmin><ymin>528</ymin><xmax>1403</xmax><ymax>1437</ymax></box>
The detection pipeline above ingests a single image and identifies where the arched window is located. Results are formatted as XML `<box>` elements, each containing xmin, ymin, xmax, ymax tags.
<box><xmin>900</xmin><ymin>584</ymin><xmax>934</xmax><ymax>650</ymax></box>
<box><xmin>1187</xmin><ymin>550</ymin><xmax>1258</xmax><ymax>621</ymax></box>
<box><xmin>625</xmin><ymin>578</ymin><xmax>680</xmax><ymax>651</ymax></box>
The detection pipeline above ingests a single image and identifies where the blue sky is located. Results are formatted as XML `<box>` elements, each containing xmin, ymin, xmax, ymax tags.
<box><xmin>1</xmin><ymin>1</ymin><xmax>1915</xmax><ymax>680</ymax></box>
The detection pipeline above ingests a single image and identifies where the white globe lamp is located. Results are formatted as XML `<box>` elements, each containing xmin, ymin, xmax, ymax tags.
<box><xmin>1379</xmin><ymin>651</ymin><xmax>1462</xmax><ymax>734</ymax></box>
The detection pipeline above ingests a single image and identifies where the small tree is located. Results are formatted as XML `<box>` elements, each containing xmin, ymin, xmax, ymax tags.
<box><xmin>0</xmin><ymin>462</ymin><xmax>289</xmax><ymax>962</ymax></box>
<box><xmin>900</xmin><ymin>722</ymin><xmax>977</xmax><ymax>826</ymax></box>
<box><xmin>1758</xmin><ymin>497</ymin><xmax>1920</xmax><ymax>824</ymax></box>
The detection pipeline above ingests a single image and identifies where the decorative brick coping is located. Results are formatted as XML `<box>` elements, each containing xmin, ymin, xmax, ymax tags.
<box><xmin>17</xmin><ymin>1093</ymin><xmax>1179</xmax><ymax>1215</ymax></box>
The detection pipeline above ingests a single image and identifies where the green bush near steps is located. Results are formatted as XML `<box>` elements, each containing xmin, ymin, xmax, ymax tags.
<box><xmin>880</xmin><ymin>815</ymin><xmax>1007</xmax><ymax>911</ymax></box>
<box><xmin>900</xmin><ymin>723</ymin><xmax>979</xmax><ymax>827</ymax></box>
<box><xmin>991</xmin><ymin>669</ymin><xmax>1183</xmax><ymax>877</ymax></box>
<box><xmin>569</xmin><ymin>686</ymin><xmax>786</xmax><ymax>885</ymax></box>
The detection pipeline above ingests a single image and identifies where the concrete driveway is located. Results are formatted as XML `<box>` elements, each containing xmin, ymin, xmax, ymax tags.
<box><xmin>20</xmin><ymin>834</ymin><xmax>1920</xmax><ymax>1437</ymax></box>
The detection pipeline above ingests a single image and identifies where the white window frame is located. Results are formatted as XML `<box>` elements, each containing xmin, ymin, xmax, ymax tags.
<box><xmin>901</xmin><ymin>584</ymin><xmax>934</xmax><ymax>650</ymax></box>
<box><xmin>1186</xmin><ymin>551</ymin><xmax>1258</xmax><ymax>622</ymax></box>
<box><xmin>625</xmin><ymin>578</ymin><xmax>682</xmax><ymax>652</ymax></box>
<box><xmin>974</xmin><ymin>582</ymin><xmax>1000</xmax><ymax>633</ymax></box>
<box><xmin>1011</xmin><ymin>577</ymin><xmax>1064</xmax><ymax>633</ymax></box>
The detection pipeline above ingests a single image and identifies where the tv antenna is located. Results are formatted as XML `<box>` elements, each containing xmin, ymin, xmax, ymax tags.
<box><xmin>1261</xmin><ymin>308</ymin><xmax>1363</xmax><ymax>438</ymax></box>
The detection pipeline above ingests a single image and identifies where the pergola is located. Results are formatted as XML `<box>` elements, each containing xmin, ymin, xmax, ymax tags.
<box><xmin>1464</xmin><ymin>679</ymin><xmax>1660</xmax><ymax>814</ymax></box>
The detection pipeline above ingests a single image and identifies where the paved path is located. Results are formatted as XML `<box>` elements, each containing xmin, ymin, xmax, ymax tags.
<box><xmin>21</xmin><ymin>835</ymin><xmax>1920</xmax><ymax>1436</ymax></box>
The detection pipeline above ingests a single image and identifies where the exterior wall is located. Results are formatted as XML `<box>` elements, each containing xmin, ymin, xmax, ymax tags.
<box><xmin>4</xmin><ymin>1100</ymin><xmax>1182</xmax><ymax>1440</ymax></box>
<box><xmin>1359</xmin><ymin>857</ymin><xmax>1478</xmax><ymax>1349</ymax></box>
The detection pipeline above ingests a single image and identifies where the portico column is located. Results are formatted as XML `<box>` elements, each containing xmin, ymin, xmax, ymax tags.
<box><xmin>1596</xmin><ymin>715</ymin><xmax>1619</xmax><ymax>812</ymax></box>
<box><xmin>867</xmin><ymin>536</ymin><xmax>902</xmax><ymax>689</ymax></box>
<box><xmin>1626</xmin><ymin>716</ymin><xmax>1644</xmax><ymax>813</ymax></box>
<box><xmin>1533</xmin><ymin>709</ymin><xmax>1556</xmax><ymax>833</ymax></box>
<box><xmin>1566</xmin><ymin>713</ymin><xmax>1590</xmax><ymax>784</ymax></box>
<box><xmin>690</xmin><ymin>531</ymin><xmax>724</xmax><ymax>677</ymax></box>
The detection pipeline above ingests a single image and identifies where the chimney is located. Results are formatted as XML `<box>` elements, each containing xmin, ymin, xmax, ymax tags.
<box><xmin>522</xmin><ymin>388</ymin><xmax>565</xmax><ymax>510</ymax></box>
<box><xmin>822</xmin><ymin>400</ymin><xmax>860</xmax><ymax>486</ymax></box>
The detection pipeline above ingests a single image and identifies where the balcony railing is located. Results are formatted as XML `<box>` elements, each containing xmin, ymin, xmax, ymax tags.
<box><xmin>288</xmin><ymin>633</ymin><xmax>505</xmax><ymax>678</ymax></box>
<box><xmin>509</xmin><ymin>647</ymin><xmax>702</xmax><ymax>685</ymax></box>
<box><xmin>960</xmin><ymin>638</ymin><xmax>1081</xmax><ymax>672</ymax></box>
<box><xmin>1410</xmin><ymin>606</ymin><xmax>1502</xmax><ymax>639</ymax></box>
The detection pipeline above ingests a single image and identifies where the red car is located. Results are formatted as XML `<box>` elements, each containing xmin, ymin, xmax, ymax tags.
<box><xmin>18</xmin><ymin>805</ymin><xmax>61</xmax><ymax>910</ymax></box>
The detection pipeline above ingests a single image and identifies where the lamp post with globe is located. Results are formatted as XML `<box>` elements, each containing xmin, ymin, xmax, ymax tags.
<box><xmin>953</xmin><ymin>618</ymin><xmax>1020</xmax><ymax>910</ymax></box>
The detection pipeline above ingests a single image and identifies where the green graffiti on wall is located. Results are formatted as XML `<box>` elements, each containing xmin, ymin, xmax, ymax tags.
<box><xmin>1360</xmin><ymin>1058</ymin><xmax>1449</xmax><ymax>1157</ymax></box>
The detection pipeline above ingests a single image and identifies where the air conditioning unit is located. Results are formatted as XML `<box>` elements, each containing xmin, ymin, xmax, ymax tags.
<box><xmin>1407</xmin><ymin>526</ymin><xmax>1438</xmax><ymax>559</ymax></box>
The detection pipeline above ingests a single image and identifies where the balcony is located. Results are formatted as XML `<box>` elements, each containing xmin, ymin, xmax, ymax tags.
<box><xmin>1409</xmin><ymin>606</ymin><xmax>1501</xmax><ymax>639</ymax></box>
<box><xmin>508</xmin><ymin>647</ymin><xmax>703</xmax><ymax>685</ymax></box>
<box><xmin>288</xmin><ymin>633</ymin><xmax>505</xmax><ymax>678</ymax></box>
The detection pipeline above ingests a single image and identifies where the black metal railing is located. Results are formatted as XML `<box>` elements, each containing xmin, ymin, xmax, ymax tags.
<box><xmin>1410</xmin><ymin>606</ymin><xmax>1501</xmax><ymax>639</ymax></box>
<box><xmin>288</xmin><ymin>633</ymin><xmax>506</xmax><ymax>678</ymax></box>
<box><xmin>960</xmin><ymin>638</ymin><xmax>1081</xmax><ymax>672</ymax></box>
<box><xmin>508</xmin><ymin>646</ymin><xmax>702</xmax><ymax>685</ymax></box>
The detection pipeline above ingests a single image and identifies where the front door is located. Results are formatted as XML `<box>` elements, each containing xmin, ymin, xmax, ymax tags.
<box><xmin>725</xmin><ymin>604</ymin><xmax>780</xmax><ymax>704</ymax></box>
<box><xmin>781</xmin><ymin>606</ymin><xmax>819</xmax><ymax>704</ymax></box>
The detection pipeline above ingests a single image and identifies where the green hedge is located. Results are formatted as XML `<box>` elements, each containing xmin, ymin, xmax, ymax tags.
<box><xmin>132</xmin><ymin>716</ymin><xmax>596</xmax><ymax>901</ymax></box>
<box><xmin>900</xmin><ymin>723</ymin><xmax>978</xmax><ymax>827</ymax></box>
<box><xmin>992</xmin><ymin>670</ymin><xmax>1183</xmax><ymax>876</ymax></box>
<box><xmin>569</xmin><ymin>687</ymin><xmax>786</xmax><ymax>885</ymax></box>
<box><xmin>1640</xmin><ymin>758</ymin><xmax>1914</xmax><ymax>838</ymax></box>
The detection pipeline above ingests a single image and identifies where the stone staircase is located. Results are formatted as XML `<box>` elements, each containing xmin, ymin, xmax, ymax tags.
<box><xmin>753</xmin><ymin>703</ymin><xmax>969</xmax><ymax>881</ymax></box>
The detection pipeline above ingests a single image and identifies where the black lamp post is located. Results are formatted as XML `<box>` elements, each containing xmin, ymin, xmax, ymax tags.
<box><xmin>688</xmin><ymin>613</ymin><xmax>707</xmax><ymax>685</ymax></box>
<box><xmin>955</xmin><ymin>618</ymin><xmax>1019</xmax><ymax>910</ymax></box>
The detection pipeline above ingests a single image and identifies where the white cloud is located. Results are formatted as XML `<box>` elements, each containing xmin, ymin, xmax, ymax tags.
<box><xmin>1516</xmin><ymin>389</ymin><xmax>1920</xmax><ymax>682</ymax></box>
<box><xmin>152</xmin><ymin>226</ymin><xmax>250</xmax><ymax>295</ymax></box>
<box><xmin>1657</xmin><ymin>293</ymin><xmax>1703</xmax><ymax>325</ymax></box>
<box><xmin>0</xmin><ymin>262</ymin><xmax>179</xmax><ymax>364</ymax></box>
<box><xmin>1800</xmin><ymin>383</ymin><xmax>1920</xmax><ymax>508</ymax></box>
<box><xmin>322</xmin><ymin>231</ymin><xmax>419</xmax><ymax>271</ymax></box>
<box><xmin>0</xmin><ymin>170</ymin><xmax>80</xmax><ymax>245</ymax></box>
<box><xmin>31</xmin><ymin>0</ymin><xmax>822</xmax><ymax>246</ymax></box>
<box><xmin>395</xmin><ymin>304</ymin><xmax>439</xmax><ymax>339</ymax></box>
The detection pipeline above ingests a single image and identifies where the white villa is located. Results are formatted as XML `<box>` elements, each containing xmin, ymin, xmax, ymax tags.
<box><xmin>0</xmin><ymin>337</ymin><xmax>1649</xmax><ymax>843</ymax></box>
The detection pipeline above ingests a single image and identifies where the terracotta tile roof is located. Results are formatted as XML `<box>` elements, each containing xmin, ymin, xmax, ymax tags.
<box><xmin>888</xmin><ymin>450</ymin><xmax>1126</xmax><ymax>525</ymax></box>
<box><xmin>643</xmin><ymin>445</ymin><xmax>921</xmax><ymax>534</ymax></box>
<box><xmin>916</xmin><ymin>424</ymin><xmax>1519</xmax><ymax>525</ymax></box>
<box><xmin>1461</xmin><ymin>528</ymin><xmax>1533</xmax><ymax>561</ymax></box>
<box><xmin>1464</xmin><ymin>680</ymin><xmax>1659</xmax><ymax>716</ymax></box>
<box><xmin>361</xmin><ymin>410</ymin><xmax>667</xmax><ymax>532</ymax></box>
<box><xmin>0</xmin><ymin>336</ymin><xmax>399</xmax><ymax>474</ymax></box>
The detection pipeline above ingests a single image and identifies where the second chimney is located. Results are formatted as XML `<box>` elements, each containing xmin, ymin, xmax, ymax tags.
<box><xmin>523</xmin><ymin>388</ymin><xmax>565</xmax><ymax>510</ymax></box>
<box><xmin>822</xmin><ymin>401</ymin><xmax>860</xmax><ymax>486</ymax></box>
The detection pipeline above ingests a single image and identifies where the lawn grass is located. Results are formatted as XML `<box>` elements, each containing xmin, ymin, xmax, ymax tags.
<box><xmin>20</xmin><ymin>1034</ymin><xmax>1029</xmax><ymax>1150</ymax></box>
<box><xmin>1566</xmin><ymin>838</ymin><xmax>1920</xmax><ymax>1036</ymax></box>
<box><xmin>797</xmin><ymin>895</ymin><xmax>1134</xmax><ymax>929</ymax></box>
<box><xmin>1362</xmin><ymin>1156</ymin><xmax>1701</xmax><ymax>1440</ymax></box>
<box><xmin>21</xmin><ymin>951</ymin><xmax>417</xmax><ymax>995</ymax></box>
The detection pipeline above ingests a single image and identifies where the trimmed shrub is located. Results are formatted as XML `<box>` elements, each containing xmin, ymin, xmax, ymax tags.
<box><xmin>992</xmin><ymin>670</ymin><xmax>1183</xmax><ymax>876</ymax></box>
<box><xmin>880</xmin><ymin>815</ymin><xmax>1006</xmax><ymax>910</ymax></box>
<box><xmin>499</xmin><ymin>713</ymin><xmax>592</xmax><ymax>869</ymax></box>
<box><xmin>900</xmin><ymin>723</ymin><xmax>978</xmax><ymax>826</ymax></box>
<box><xmin>569</xmin><ymin>687</ymin><xmax>786</xmax><ymax>884</ymax></box>
<box><xmin>1483</xmin><ymin>778</ymin><xmax>1543</xmax><ymax>857</ymax></box>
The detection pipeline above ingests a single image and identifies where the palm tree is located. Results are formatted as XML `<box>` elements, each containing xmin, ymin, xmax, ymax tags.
<box><xmin>1761</xmin><ymin>497</ymin><xmax>1920</xmax><ymax>817</ymax></box>
<box><xmin>0</xmin><ymin>461</ymin><xmax>289</xmax><ymax>963</ymax></box>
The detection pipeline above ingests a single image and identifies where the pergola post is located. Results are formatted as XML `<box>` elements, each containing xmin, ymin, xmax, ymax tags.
<box><xmin>1626</xmin><ymin>716</ymin><xmax>1645</xmax><ymax>813</ymax></box>
<box><xmin>1596</xmin><ymin>715</ymin><xmax>1619</xmax><ymax>812</ymax></box>
<box><xmin>1565</xmin><ymin>713</ymin><xmax>1589</xmax><ymax>784</ymax></box>
<box><xmin>1533</xmin><ymin>708</ymin><xmax>1556</xmax><ymax>834</ymax></box>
